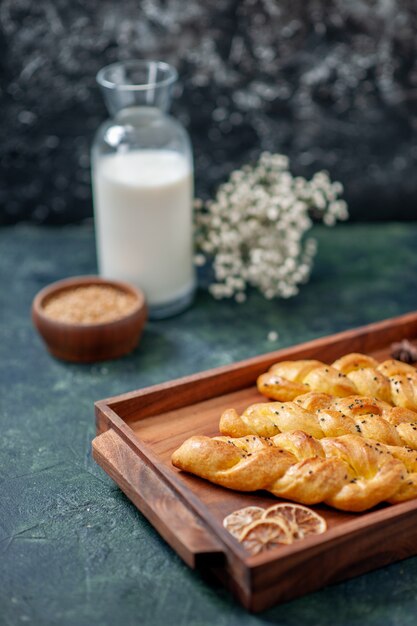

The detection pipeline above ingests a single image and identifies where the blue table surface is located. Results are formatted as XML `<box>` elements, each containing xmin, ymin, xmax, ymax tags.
<box><xmin>1</xmin><ymin>222</ymin><xmax>417</xmax><ymax>626</ymax></box>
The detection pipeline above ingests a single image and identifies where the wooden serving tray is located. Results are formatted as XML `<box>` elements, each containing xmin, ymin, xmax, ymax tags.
<box><xmin>92</xmin><ymin>311</ymin><xmax>417</xmax><ymax>612</ymax></box>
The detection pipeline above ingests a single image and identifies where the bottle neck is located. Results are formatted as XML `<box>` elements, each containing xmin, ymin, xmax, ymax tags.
<box><xmin>97</xmin><ymin>61</ymin><xmax>177</xmax><ymax>117</ymax></box>
<box><xmin>114</xmin><ymin>106</ymin><xmax>165</xmax><ymax>125</ymax></box>
<box><xmin>103</xmin><ymin>90</ymin><xmax>172</xmax><ymax>118</ymax></box>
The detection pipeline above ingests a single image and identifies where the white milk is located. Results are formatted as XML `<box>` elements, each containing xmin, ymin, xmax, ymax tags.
<box><xmin>93</xmin><ymin>150</ymin><xmax>195</xmax><ymax>308</ymax></box>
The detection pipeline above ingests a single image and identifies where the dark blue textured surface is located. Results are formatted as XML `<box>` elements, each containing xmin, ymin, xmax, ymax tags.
<box><xmin>1</xmin><ymin>222</ymin><xmax>417</xmax><ymax>625</ymax></box>
<box><xmin>1</xmin><ymin>1</ymin><xmax>417</xmax><ymax>224</ymax></box>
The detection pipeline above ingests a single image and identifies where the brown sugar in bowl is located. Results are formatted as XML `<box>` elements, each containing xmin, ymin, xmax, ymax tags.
<box><xmin>32</xmin><ymin>276</ymin><xmax>147</xmax><ymax>362</ymax></box>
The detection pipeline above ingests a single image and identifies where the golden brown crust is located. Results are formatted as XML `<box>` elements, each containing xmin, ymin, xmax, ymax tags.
<box><xmin>219</xmin><ymin>402</ymin><xmax>325</xmax><ymax>440</ymax></box>
<box><xmin>319</xmin><ymin>436</ymin><xmax>404</xmax><ymax>511</ymax></box>
<box><xmin>173</xmin><ymin>352</ymin><xmax>417</xmax><ymax>513</ymax></box>
<box><xmin>270</xmin><ymin>431</ymin><xmax>405</xmax><ymax>511</ymax></box>
<box><xmin>172</xmin><ymin>431</ymin><xmax>408</xmax><ymax>512</ymax></box>
<box><xmin>172</xmin><ymin>434</ymin><xmax>296</xmax><ymax>492</ymax></box>
<box><xmin>258</xmin><ymin>353</ymin><xmax>417</xmax><ymax>411</ymax></box>
<box><xmin>257</xmin><ymin>373</ymin><xmax>309</xmax><ymax>402</ymax></box>
<box><xmin>258</xmin><ymin>360</ymin><xmax>356</xmax><ymax>402</ymax></box>
<box><xmin>268</xmin><ymin>455</ymin><xmax>346</xmax><ymax>505</ymax></box>
<box><xmin>220</xmin><ymin>393</ymin><xmax>417</xmax><ymax>450</ymax></box>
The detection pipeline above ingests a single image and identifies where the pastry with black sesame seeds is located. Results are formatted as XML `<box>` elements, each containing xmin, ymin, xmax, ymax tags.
<box><xmin>257</xmin><ymin>353</ymin><xmax>417</xmax><ymax>411</ymax></box>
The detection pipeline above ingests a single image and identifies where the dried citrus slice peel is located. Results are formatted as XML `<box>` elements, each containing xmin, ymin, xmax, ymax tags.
<box><xmin>223</xmin><ymin>502</ymin><xmax>327</xmax><ymax>555</ymax></box>
<box><xmin>239</xmin><ymin>519</ymin><xmax>293</xmax><ymax>556</ymax></box>
<box><xmin>222</xmin><ymin>506</ymin><xmax>264</xmax><ymax>539</ymax></box>
<box><xmin>262</xmin><ymin>503</ymin><xmax>327</xmax><ymax>539</ymax></box>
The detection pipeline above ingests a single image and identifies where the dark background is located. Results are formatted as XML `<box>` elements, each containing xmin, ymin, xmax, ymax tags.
<box><xmin>1</xmin><ymin>0</ymin><xmax>417</xmax><ymax>225</ymax></box>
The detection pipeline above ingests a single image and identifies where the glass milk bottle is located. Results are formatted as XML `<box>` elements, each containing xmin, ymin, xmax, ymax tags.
<box><xmin>92</xmin><ymin>61</ymin><xmax>195</xmax><ymax>319</ymax></box>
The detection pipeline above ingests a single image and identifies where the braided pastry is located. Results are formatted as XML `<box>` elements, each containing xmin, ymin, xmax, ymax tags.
<box><xmin>257</xmin><ymin>353</ymin><xmax>417</xmax><ymax>411</ymax></box>
<box><xmin>172</xmin><ymin>431</ymin><xmax>412</xmax><ymax>511</ymax></box>
<box><xmin>385</xmin><ymin>444</ymin><xmax>417</xmax><ymax>503</ymax></box>
<box><xmin>172</xmin><ymin>431</ymin><xmax>345</xmax><ymax>504</ymax></box>
<box><xmin>219</xmin><ymin>393</ymin><xmax>417</xmax><ymax>450</ymax></box>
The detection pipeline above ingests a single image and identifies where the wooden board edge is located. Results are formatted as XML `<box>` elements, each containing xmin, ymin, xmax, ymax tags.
<box><xmin>96</xmin><ymin>309</ymin><xmax>417</xmax><ymax>422</ymax></box>
<box><xmin>91</xmin><ymin>310</ymin><xmax>417</xmax><ymax>612</ymax></box>
<box><xmin>93</xmin><ymin>406</ymin><xmax>246</xmax><ymax>556</ymax></box>
<box><xmin>91</xmin><ymin>427</ymin><xmax>417</xmax><ymax>613</ymax></box>
<box><xmin>95</xmin><ymin>395</ymin><xmax>417</xmax><ymax>569</ymax></box>
<box><xmin>92</xmin><ymin>429</ymin><xmax>226</xmax><ymax>570</ymax></box>
<box><xmin>246</xmin><ymin>508</ymin><xmax>417</xmax><ymax>612</ymax></box>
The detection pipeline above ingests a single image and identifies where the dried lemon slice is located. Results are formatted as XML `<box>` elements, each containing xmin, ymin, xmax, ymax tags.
<box><xmin>263</xmin><ymin>503</ymin><xmax>326</xmax><ymax>539</ymax></box>
<box><xmin>223</xmin><ymin>506</ymin><xmax>264</xmax><ymax>539</ymax></box>
<box><xmin>239</xmin><ymin>519</ymin><xmax>293</xmax><ymax>555</ymax></box>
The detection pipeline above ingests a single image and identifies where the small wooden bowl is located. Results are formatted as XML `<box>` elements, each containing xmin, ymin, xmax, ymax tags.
<box><xmin>32</xmin><ymin>276</ymin><xmax>147</xmax><ymax>362</ymax></box>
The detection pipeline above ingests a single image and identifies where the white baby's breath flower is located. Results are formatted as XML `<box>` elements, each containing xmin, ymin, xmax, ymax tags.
<box><xmin>194</xmin><ymin>253</ymin><xmax>206</xmax><ymax>267</ymax></box>
<box><xmin>194</xmin><ymin>152</ymin><xmax>348</xmax><ymax>301</ymax></box>
<box><xmin>323</xmin><ymin>213</ymin><xmax>336</xmax><ymax>226</ymax></box>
